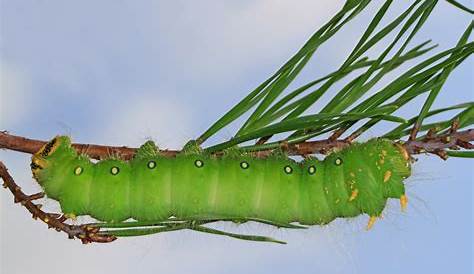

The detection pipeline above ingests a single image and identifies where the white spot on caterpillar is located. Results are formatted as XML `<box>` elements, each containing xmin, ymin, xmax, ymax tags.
<box><xmin>110</xmin><ymin>166</ymin><xmax>120</xmax><ymax>175</ymax></box>
<box><xmin>147</xmin><ymin>160</ymin><xmax>157</xmax><ymax>169</ymax></box>
<box><xmin>240</xmin><ymin>161</ymin><xmax>249</xmax><ymax>169</ymax></box>
<box><xmin>308</xmin><ymin>165</ymin><xmax>316</xmax><ymax>174</ymax></box>
<box><xmin>194</xmin><ymin>159</ymin><xmax>204</xmax><ymax>168</ymax></box>
<box><xmin>74</xmin><ymin>166</ymin><xmax>83</xmax><ymax>176</ymax></box>
<box><xmin>284</xmin><ymin>165</ymin><xmax>293</xmax><ymax>174</ymax></box>
<box><xmin>335</xmin><ymin>158</ymin><xmax>343</xmax><ymax>166</ymax></box>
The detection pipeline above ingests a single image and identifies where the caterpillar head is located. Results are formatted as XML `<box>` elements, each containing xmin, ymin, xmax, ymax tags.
<box><xmin>31</xmin><ymin>136</ymin><xmax>73</xmax><ymax>181</ymax></box>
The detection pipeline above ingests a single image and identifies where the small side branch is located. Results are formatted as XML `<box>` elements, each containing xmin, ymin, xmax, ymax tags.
<box><xmin>404</xmin><ymin>126</ymin><xmax>474</xmax><ymax>160</ymax></box>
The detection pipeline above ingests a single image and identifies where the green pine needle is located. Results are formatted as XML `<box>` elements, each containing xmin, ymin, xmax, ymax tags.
<box><xmin>195</xmin><ymin>0</ymin><xmax>472</xmax><ymax>154</ymax></box>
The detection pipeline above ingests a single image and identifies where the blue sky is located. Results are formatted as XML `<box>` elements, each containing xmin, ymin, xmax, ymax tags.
<box><xmin>1</xmin><ymin>1</ymin><xmax>472</xmax><ymax>274</ymax></box>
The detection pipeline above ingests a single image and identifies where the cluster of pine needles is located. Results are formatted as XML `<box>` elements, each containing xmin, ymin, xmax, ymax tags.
<box><xmin>196</xmin><ymin>0</ymin><xmax>473</xmax><ymax>158</ymax></box>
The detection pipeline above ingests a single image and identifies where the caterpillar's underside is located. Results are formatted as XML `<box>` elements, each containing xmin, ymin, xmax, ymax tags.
<box><xmin>31</xmin><ymin>136</ymin><xmax>411</xmax><ymax>230</ymax></box>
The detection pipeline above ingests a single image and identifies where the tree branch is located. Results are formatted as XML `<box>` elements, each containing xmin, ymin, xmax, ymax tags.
<box><xmin>1</xmin><ymin>130</ymin><xmax>473</xmax><ymax>160</ymax></box>
<box><xmin>0</xmin><ymin>131</ymin><xmax>178</xmax><ymax>160</ymax></box>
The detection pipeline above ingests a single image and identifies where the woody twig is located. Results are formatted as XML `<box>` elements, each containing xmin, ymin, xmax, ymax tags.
<box><xmin>1</xmin><ymin>130</ymin><xmax>473</xmax><ymax>160</ymax></box>
<box><xmin>404</xmin><ymin>120</ymin><xmax>474</xmax><ymax>160</ymax></box>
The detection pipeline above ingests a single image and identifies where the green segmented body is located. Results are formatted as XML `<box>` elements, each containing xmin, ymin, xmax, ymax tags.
<box><xmin>31</xmin><ymin>136</ymin><xmax>411</xmax><ymax>225</ymax></box>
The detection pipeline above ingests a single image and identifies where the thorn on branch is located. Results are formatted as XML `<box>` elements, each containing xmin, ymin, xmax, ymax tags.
<box><xmin>330</xmin><ymin>128</ymin><xmax>346</xmax><ymax>141</ymax></box>
<box><xmin>449</xmin><ymin>118</ymin><xmax>460</xmax><ymax>134</ymax></box>
<box><xmin>426</xmin><ymin>127</ymin><xmax>438</xmax><ymax>140</ymax></box>
<box><xmin>433</xmin><ymin>149</ymin><xmax>448</xmax><ymax>160</ymax></box>
<box><xmin>256</xmin><ymin>136</ymin><xmax>271</xmax><ymax>145</ymax></box>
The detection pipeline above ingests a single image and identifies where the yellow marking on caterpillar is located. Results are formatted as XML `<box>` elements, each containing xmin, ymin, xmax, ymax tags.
<box><xmin>383</xmin><ymin>170</ymin><xmax>392</xmax><ymax>183</ymax></box>
<box><xmin>350</xmin><ymin>172</ymin><xmax>355</xmax><ymax>178</ymax></box>
<box><xmin>366</xmin><ymin>216</ymin><xmax>377</xmax><ymax>231</ymax></box>
<box><xmin>34</xmin><ymin>136</ymin><xmax>60</xmax><ymax>159</ymax></box>
<box><xmin>349</xmin><ymin>189</ymin><xmax>358</xmax><ymax>201</ymax></box>
<box><xmin>379</xmin><ymin>159</ymin><xmax>385</xmax><ymax>165</ymax></box>
<box><xmin>400</xmin><ymin>195</ymin><xmax>408</xmax><ymax>212</ymax></box>
<box><xmin>31</xmin><ymin>137</ymin><xmax>63</xmax><ymax>180</ymax></box>
<box><xmin>31</xmin><ymin>157</ymin><xmax>47</xmax><ymax>168</ymax></box>
<box><xmin>381</xmin><ymin>150</ymin><xmax>387</xmax><ymax>156</ymax></box>
<box><xmin>30</xmin><ymin>157</ymin><xmax>48</xmax><ymax>180</ymax></box>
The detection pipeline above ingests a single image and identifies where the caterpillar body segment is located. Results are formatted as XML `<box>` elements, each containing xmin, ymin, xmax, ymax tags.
<box><xmin>31</xmin><ymin>136</ymin><xmax>411</xmax><ymax>227</ymax></box>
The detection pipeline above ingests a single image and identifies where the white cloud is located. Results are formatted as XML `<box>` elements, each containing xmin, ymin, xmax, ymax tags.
<box><xmin>151</xmin><ymin>0</ymin><xmax>342</xmax><ymax>85</ymax></box>
<box><xmin>0</xmin><ymin>62</ymin><xmax>32</xmax><ymax>128</ymax></box>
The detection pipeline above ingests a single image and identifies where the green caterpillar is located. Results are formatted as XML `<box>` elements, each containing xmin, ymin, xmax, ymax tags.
<box><xmin>31</xmin><ymin>136</ymin><xmax>410</xmax><ymax>230</ymax></box>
